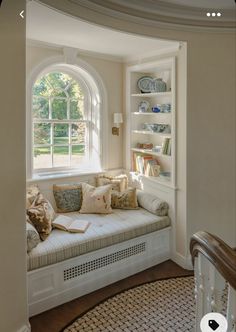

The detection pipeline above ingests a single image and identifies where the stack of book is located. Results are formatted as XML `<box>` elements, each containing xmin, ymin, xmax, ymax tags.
<box><xmin>133</xmin><ymin>153</ymin><xmax>160</xmax><ymax>177</ymax></box>
<box><xmin>162</xmin><ymin>138</ymin><xmax>171</xmax><ymax>155</ymax></box>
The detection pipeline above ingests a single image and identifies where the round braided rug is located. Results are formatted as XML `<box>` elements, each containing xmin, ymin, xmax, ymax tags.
<box><xmin>63</xmin><ymin>276</ymin><xmax>195</xmax><ymax>332</ymax></box>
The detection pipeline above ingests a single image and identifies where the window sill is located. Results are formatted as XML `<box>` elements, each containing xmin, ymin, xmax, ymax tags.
<box><xmin>27</xmin><ymin>169</ymin><xmax>104</xmax><ymax>182</ymax></box>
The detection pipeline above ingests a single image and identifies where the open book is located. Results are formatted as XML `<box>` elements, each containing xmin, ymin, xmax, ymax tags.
<box><xmin>52</xmin><ymin>215</ymin><xmax>90</xmax><ymax>233</ymax></box>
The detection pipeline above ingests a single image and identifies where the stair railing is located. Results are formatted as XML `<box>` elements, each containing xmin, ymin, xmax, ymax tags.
<box><xmin>190</xmin><ymin>231</ymin><xmax>236</xmax><ymax>332</ymax></box>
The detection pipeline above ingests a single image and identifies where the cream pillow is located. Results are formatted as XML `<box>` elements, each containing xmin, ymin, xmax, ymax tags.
<box><xmin>137</xmin><ymin>190</ymin><xmax>169</xmax><ymax>216</ymax></box>
<box><xmin>95</xmin><ymin>174</ymin><xmax>128</xmax><ymax>192</ymax></box>
<box><xmin>80</xmin><ymin>183</ymin><xmax>113</xmax><ymax>214</ymax></box>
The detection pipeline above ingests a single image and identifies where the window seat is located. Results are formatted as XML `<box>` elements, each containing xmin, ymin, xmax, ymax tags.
<box><xmin>28</xmin><ymin>208</ymin><xmax>170</xmax><ymax>271</ymax></box>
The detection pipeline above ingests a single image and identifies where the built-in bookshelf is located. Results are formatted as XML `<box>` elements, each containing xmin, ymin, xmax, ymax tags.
<box><xmin>125</xmin><ymin>57</ymin><xmax>176</xmax><ymax>187</ymax></box>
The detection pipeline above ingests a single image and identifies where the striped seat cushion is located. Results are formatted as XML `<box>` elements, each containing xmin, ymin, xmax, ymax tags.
<box><xmin>27</xmin><ymin>208</ymin><xmax>171</xmax><ymax>271</ymax></box>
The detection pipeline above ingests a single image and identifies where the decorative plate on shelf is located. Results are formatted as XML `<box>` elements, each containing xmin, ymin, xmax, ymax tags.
<box><xmin>138</xmin><ymin>100</ymin><xmax>150</xmax><ymax>113</ymax></box>
<box><xmin>137</xmin><ymin>76</ymin><xmax>167</xmax><ymax>93</ymax></box>
<box><xmin>137</xmin><ymin>76</ymin><xmax>153</xmax><ymax>93</ymax></box>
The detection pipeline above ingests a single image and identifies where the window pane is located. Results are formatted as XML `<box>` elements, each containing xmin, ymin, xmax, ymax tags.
<box><xmin>33</xmin><ymin>76</ymin><xmax>52</xmax><ymax>97</ymax></box>
<box><xmin>52</xmin><ymin>98</ymin><xmax>67</xmax><ymax>119</ymax></box>
<box><xmin>53</xmin><ymin>124</ymin><xmax>69</xmax><ymax>144</ymax></box>
<box><xmin>33</xmin><ymin>97</ymin><xmax>49</xmax><ymax>119</ymax></box>
<box><xmin>47</xmin><ymin>72</ymin><xmax>71</xmax><ymax>91</ymax></box>
<box><xmin>34</xmin><ymin>123</ymin><xmax>51</xmax><ymax>145</ymax></box>
<box><xmin>70</xmin><ymin>99</ymin><xmax>84</xmax><ymax>119</ymax></box>
<box><xmin>67</xmin><ymin>79</ymin><xmax>83</xmax><ymax>99</ymax></box>
<box><xmin>53</xmin><ymin>146</ymin><xmax>69</xmax><ymax>167</ymax></box>
<box><xmin>71</xmin><ymin>145</ymin><xmax>85</xmax><ymax>167</ymax></box>
<box><xmin>34</xmin><ymin>147</ymin><xmax>52</xmax><ymax>169</ymax></box>
<box><xmin>71</xmin><ymin>123</ymin><xmax>86</xmax><ymax>144</ymax></box>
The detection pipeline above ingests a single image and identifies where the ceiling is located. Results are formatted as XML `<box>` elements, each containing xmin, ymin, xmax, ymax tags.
<box><xmin>27</xmin><ymin>1</ymin><xmax>179</xmax><ymax>62</ymax></box>
<box><xmin>37</xmin><ymin>0</ymin><xmax>235</xmax><ymax>29</ymax></box>
<box><xmin>141</xmin><ymin>0</ymin><xmax>235</xmax><ymax>10</ymax></box>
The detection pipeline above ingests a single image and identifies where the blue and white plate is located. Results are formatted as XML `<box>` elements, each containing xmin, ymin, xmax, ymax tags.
<box><xmin>137</xmin><ymin>76</ymin><xmax>153</xmax><ymax>93</ymax></box>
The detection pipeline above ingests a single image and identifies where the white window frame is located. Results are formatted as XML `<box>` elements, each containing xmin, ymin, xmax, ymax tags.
<box><xmin>32</xmin><ymin>69</ymin><xmax>91</xmax><ymax>173</ymax></box>
<box><xmin>27</xmin><ymin>57</ymin><xmax>108</xmax><ymax>180</ymax></box>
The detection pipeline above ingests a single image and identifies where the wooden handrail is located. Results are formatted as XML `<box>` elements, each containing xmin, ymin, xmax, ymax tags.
<box><xmin>190</xmin><ymin>231</ymin><xmax>236</xmax><ymax>290</ymax></box>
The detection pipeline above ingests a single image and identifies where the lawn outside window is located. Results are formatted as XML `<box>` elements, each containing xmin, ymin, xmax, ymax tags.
<box><xmin>32</xmin><ymin>71</ymin><xmax>90</xmax><ymax>173</ymax></box>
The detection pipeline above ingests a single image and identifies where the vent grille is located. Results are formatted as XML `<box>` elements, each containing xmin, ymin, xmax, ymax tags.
<box><xmin>64</xmin><ymin>242</ymin><xmax>146</xmax><ymax>281</ymax></box>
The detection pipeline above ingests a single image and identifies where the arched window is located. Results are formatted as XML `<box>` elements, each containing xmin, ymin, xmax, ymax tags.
<box><xmin>30</xmin><ymin>61</ymin><xmax>106</xmax><ymax>177</ymax></box>
<box><xmin>33</xmin><ymin>71</ymin><xmax>89</xmax><ymax>170</ymax></box>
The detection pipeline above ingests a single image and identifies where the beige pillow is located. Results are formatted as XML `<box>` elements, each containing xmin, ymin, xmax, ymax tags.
<box><xmin>80</xmin><ymin>183</ymin><xmax>113</xmax><ymax>214</ymax></box>
<box><xmin>26</xmin><ymin>184</ymin><xmax>40</xmax><ymax>208</ymax></box>
<box><xmin>96</xmin><ymin>174</ymin><xmax>128</xmax><ymax>192</ymax></box>
<box><xmin>111</xmin><ymin>188</ymin><xmax>139</xmax><ymax>209</ymax></box>
<box><xmin>27</xmin><ymin>193</ymin><xmax>55</xmax><ymax>240</ymax></box>
<box><xmin>137</xmin><ymin>190</ymin><xmax>169</xmax><ymax>216</ymax></box>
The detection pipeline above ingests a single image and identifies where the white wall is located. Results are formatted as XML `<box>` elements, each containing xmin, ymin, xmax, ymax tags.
<box><xmin>0</xmin><ymin>1</ymin><xmax>29</xmax><ymax>332</ymax></box>
<box><xmin>40</xmin><ymin>1</ymin><xmax>236</xmax><ymax>259</ymax></box>
<box><xmin>1</xmin><ymin>2</ymin><xmax>235</xmax><ymax>329</ymax></box>
<box><xmin>26</xmin><ymin>43</ymin><xmax>124</xmax><ymax>176</ymax></box>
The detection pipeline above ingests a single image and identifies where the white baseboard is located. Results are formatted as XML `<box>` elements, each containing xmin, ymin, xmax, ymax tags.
<box><xmin>172</xmin><ymin>252</ymin><xmax>193</xmax><ymax>270</ymax></box>
<box><xmin>17</xmin><ymin>322</ymin><xmax>31</xmax><ymax>332</ymax></box>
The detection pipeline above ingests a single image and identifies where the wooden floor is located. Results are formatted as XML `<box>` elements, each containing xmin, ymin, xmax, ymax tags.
<box><xmin>30</xmin><ymin>260</ymin><xmax>193</xmax><ymax>332</ymax></box>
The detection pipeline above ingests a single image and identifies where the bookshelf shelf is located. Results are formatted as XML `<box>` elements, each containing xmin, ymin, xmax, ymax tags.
<box><xmin>132</xmin><ymin>130</ymin><xmax>171</xmax><ymax>137</ymax></box>
<box><xmin>131</xmin><ymin>148</ymin><xmax>171</xmax><ymax>158</ymax></box>
<box><xmin>130</xmin><ymin>172</ymin><xmax>174</xmax><ymax>189</ymax></box>
<box><xmin>131</xmin><ymin>92</ymin><xmax>172</xmax><ymax>97</ymax></box>
<box><xmin>132</xmin><ymin>112</ymin><xmax>171</xmax><ymax>115</ymax></box>
<box><xmin>126</xmin><ymin>57</ymin><xmax>176</xmax><ymax>188</ymax></box>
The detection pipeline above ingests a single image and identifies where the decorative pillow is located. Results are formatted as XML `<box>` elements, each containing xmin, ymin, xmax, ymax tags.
<box><xmin>26</xmin><ymin>220</ymin><xmax>41</xmax><ymax>252</ymax></box>
<box><xmin>26</xmin><ymin>184</ymin><xmax>40</xmax><ymax>208</ymax></box>
<box><xmin>137</xmin><ymin>190</ymin><xmax>169</xmax><ymax>216</ymax></box>
<box><xmin>53</xmin><ymin>183</ymin><xmax>82</xmax><ymax>213</ymax></box>
<box><xmin>111</xmin><ymin>188</ymin><xmax>139</xmax><ymax>210</ymax></box>
<box><xmin>96</xmin><ymin>174</ymin><xmax>128</xmax><ymax>192</ymax></box>
<box><xmin>80</xmin><ymin>183</ymin><xmax>113</xmax><ymax>214</ymax></box>
<box><xmin>27</xmin><ymin>193</ymin><xmax>55</xmax><ymax>240</ymax></box>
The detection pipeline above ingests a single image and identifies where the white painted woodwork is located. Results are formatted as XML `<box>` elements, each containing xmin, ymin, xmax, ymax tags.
<box><xmin>28</xmin><ymin>227</ymin><xmax>171</xmax><ymax>316</ymax></box>
<box><xmin>27</xmin><ymin>178</ymin><xmax>173</xmax><ymax>316</ymax></box>
<box><xmin>194</xmin><ymin>253</ymin><xmax>236</xmax><ymax>332</ymax></box>
<box><xmin>125</xmin><ymin>57</ymin><xmax>176</xmax><ymax>188</ymax></box>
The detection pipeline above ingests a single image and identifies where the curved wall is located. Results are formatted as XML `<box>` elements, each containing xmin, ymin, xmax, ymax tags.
<box><xmin>39</xmin><ymin>0</ymin><xmax>236</xmax><ymax>254</ymax></box>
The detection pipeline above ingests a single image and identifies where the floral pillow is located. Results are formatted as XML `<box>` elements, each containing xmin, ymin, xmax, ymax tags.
<box><xmin>80</xmin><ymin>183</ymin><xmax>113</xmax><ymax>214</ymax></box>
<box><xmin>111</xmin><ymin>188</ymin><xmax>138</xmax><ymax>210</ymax></box>
<box><xmin>53</xmin><ymin>183</ymin><xmax>82</xmax><ymax>213</ymax></box>
<box><xmin>26</xmin><ymin>184</ymin><xmax>40</xmax><ymax>209</ymax></box>
<box><xmin>95</xmin><ymin>174</ymin><xmax>128</xmax><ymax>192</ymax></box>
<box><xmin>27</xmin><ymin>193</ymin><xmax>55</xmax><ymax>240</ymax></box>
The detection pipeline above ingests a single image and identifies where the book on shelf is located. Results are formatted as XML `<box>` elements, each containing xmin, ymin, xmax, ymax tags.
<box><xmin>133</xmin><ymin>152</ymin><xmax>160</xmax><ymax>177</ymax></box>
<box><xmin>146</xmin><ymin>159</ymin><xmax>160</xmax><ymax>176</ymax></box>
<box><xmin>52</xmin><ymin>215</ymin><xmax>90</xmax><ymax>233</ymax></box>
<box><xmin>162</xmin><ymin>138</ymin><xmax>171</xmax><ymax>156</ymax></box>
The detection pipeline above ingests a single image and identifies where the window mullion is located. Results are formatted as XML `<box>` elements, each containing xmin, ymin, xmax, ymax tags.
<box><xmin>49</xmin><ymin>97</ymin><xmax>53</xmax><ymax>168</ymax></box>
<box><xmin>67</xmin><ymin>98</ymin><xmax>70</xmax><ymax>120</ymax></box>
<box><xmin>69</xmin><ymin>123</ymin><xmax>72</xmax><ymax>166</ymax></box>
<box><xmin>51</xmin><ymin>122</ymin><xmax>54</xmax><ymax>168</ymax></box>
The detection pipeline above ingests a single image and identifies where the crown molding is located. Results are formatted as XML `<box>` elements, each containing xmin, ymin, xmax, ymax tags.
<box><xmin>27</xmin><ymin>39</ymin><xmax>124</xmax><ymax>63</ymax></box>
<box><xmin>27</xmin><ymin>39</ymin><xmax>180</xmax><ymax>64</ymax></box>
<box><xmin>37</xmin><ymin>0</ymin><xmax>236</xmax><ymax>33</ymax></box>
<box><xmin>124</xmin><ymin>44</ymin><xmax>180</xmax><ymax>63</ymax></box>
